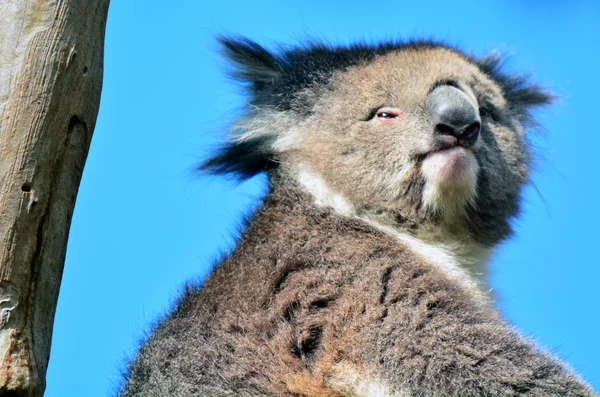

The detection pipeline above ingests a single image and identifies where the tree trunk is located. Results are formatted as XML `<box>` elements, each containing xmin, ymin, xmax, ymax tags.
<box><xmin>0</xmin><ymin>0</ymin><xmax>109</xmax><ymax>395</ymax></box>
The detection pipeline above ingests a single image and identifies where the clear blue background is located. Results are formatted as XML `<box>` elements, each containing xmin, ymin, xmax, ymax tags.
<box><xmin>45</xmin><ymin>1</ymin><xmax>600</xmax><ymax>396</ymax></box>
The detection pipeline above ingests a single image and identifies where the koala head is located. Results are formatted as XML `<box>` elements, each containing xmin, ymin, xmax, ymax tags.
<box><xmin>203</xmin><ymin>38</ymin><xmax>552</xmax><ymax>248</ymax></box>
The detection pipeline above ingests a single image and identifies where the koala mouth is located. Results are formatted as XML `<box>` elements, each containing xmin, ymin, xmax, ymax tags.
<box><xmin>414</xmin><ymin>137</ymin><xmax>477</xmax><ymax>164</ymax></box>
<box><xmin>418</xmin><ymin>143</ymin><xmax>480</xmax><ymax>214</ymax></box>
<box><xmin>417</xmin><ymin>126</ymin><xmax>481</xmax><ymax>188</ymax></box>
<box><xmin>431</xmin><ymin>141</ymin><xmax>462</xmax><ymax>155</ymax></box>
<box><xmin>420</xmin><ymin>144</ymin><xmax>479</xmax><ymax>190</ymax></box>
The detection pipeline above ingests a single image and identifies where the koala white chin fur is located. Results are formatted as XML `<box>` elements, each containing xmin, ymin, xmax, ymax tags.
<box><xmin>420</xmin><ymin>146</ymin><xmax>480</xmax><ymax>217</ymax></box>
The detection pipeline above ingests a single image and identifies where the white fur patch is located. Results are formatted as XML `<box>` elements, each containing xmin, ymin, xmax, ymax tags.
<box><xmin>330</xmin><ymin>367</ymin><xmax>408</xmax><ymax>397</ymax></box>
<box><xmin>297</xmin><ymin>169</ymin><xmax>355</xmax><ymax>216</ymax></box>
<box><xmin>361</xmin><ymin>218</ymin><xmax>469</xmax><ymax>280</ymax></box>
<box><xmin>354</xmin><ymin>380</ymin><xmax>395</xmax><ymax>397</ymax></box>
<box><xmin>232</xmin><ymin>109</ymin><xmax>303</xmax><ymax>152</ymax></box>
<box><xmin>420</xmin><ymin>148</ymin><xmax>480</xmax><ymax>217</ymax></box>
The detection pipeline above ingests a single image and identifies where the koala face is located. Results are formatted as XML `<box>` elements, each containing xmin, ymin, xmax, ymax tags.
<box><xmin>203</xmin><ymin>39</ymin><xmax>551</xmax><ymax>248</ymax></box>
<box><xmin>287</xmin><ymin>48</ymin><xmax>529</xmax><ymax>245</ymax></box>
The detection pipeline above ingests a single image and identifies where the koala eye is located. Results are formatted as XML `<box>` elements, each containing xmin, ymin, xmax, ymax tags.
<box><xmin>373</xmin><ymin>107</ymin><xmax>402</xmax><ymax>124</ymax></box>
<box><xmin>479</xmin><ymin>106</ymin><xmax>498</xmax><ymax>122</ymax></box>
<box><xmin>377</xmin><ymin>111</ymin><xmax>398</xmax><ymax>119</ymax></box>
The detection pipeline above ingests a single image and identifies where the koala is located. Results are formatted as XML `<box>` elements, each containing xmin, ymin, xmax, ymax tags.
<box><xmin>118</xmin><ymin>38</ymin><xmax>598</xmax><ymax>396</ymax></box>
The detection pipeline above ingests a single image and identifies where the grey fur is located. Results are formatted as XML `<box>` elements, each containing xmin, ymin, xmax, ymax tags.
<box><xmin>119</xmin><ymin>39</ymin><xmax>597</xmax><ymax>397</ymax></box>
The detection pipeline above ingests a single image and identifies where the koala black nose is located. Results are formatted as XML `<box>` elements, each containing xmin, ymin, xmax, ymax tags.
<box><xmin>427</xmin><ymin>85</ymin><xmax>481</xmax><ymax>147</ymax></box>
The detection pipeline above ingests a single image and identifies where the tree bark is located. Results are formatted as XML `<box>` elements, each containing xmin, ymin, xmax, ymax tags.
<box><xmin>0</xmin><ymin>0</ymin><xmax>109</xmax><ymax>395</ymax></box>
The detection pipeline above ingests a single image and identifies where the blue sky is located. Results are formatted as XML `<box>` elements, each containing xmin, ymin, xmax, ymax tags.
<box><xmin>45</xmin><ymin>1</ymin><xmax>600</xmax><ymax>396</ymax></box>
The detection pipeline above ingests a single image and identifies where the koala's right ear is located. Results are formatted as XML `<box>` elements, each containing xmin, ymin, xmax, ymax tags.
<box><xmin>218</xmin><ymin>37</ymin><xmax>284</xmax><ymax>90</ymax></box>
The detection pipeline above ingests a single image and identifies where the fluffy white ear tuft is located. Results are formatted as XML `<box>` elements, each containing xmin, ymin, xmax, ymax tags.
<box><xmin>233</xmin><ymin>109</ymin><xmax>303</xmax><ymax>152</ymax></box>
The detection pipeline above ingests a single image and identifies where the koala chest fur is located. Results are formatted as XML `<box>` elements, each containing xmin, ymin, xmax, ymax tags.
<box><xmin>119</xmin><ymin>39</ymin><xmax>598</xmax><ymax>397</ymax></box>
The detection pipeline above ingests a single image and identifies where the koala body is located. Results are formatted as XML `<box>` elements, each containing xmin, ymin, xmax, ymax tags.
<box><xmin>119</xmin><ymin>39</ymin><xmax>597</xmax><ymax>396</ymax></box>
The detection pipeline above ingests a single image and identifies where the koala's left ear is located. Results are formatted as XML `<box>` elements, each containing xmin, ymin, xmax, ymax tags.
<box><xmin>219</xmin><ymin>36</ymin><xmax>284</xmax><ymax>91</ymax></box>
<box><xmin>473</xmin><ymin>53</ymin><xmax>555</xmax><ymax>122</ymax></box>
<box><xmin>199</xmin><ymin>37</ymin><xmax>285</xmax><ymax>181</ymax></box>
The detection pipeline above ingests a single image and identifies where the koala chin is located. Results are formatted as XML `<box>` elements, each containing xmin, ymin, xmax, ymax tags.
<box><xmin>422</xmin><ymin>148</ymin><xmax>479</xmax><ymax>217</ymax></box>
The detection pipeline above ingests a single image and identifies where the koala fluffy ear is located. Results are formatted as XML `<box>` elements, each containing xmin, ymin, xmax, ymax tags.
<box><xmin>219</xmin><ymin>37</ymin><xmax>284</xmax><ymax>90</ymax></box>
<box><xmin>199</xmin><ymin>38</ymin><xmax>285</xmax><ymax>181</ymax></box>
<box><xmin>474</xmin><ymin>53</ymin><xmax>555</xmax><ymax>123</ymax></box>
<box><xmin>199</xmin><ymin>135</ymin><xmax>276</xmax><ymax>181</ymax></box>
